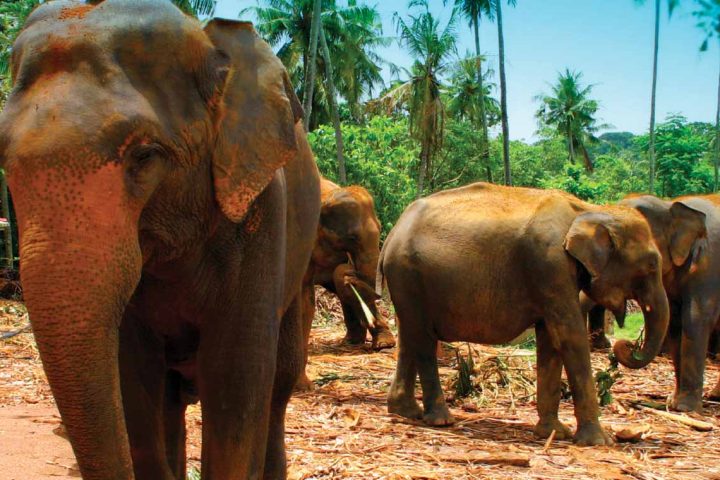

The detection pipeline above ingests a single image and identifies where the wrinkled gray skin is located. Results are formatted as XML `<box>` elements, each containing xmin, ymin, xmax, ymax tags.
<box><xmin>378</xmin><ymin>183</ymin><xmax>669</xmax><ymax>446</ymax></box>
<box><xmin>587</xmin><ymin>195</ymin><xmax>719</xmax><ymax>412</ymax></box>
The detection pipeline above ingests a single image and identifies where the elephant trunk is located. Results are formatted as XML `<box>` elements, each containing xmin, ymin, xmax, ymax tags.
<box><xmin>11</xmin><ymin>162</ymin><xmax>143</xmax><ymax>479</ymax></box>
<box><xmin>21</xmin><ymin>238</ymin><xmax>141</xmax><ymax>478</ymax></box>
<box><xmin>353</xmin><ymin>250</ymin><xmax>380</xmax><ymax>289</ymax></box>
<box><xmin>613</xmin><ymin>286</ymin><xmax>669</xmax><ymax>369</ymax></box>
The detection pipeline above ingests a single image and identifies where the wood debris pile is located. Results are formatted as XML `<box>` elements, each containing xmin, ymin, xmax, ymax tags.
<box><xmin>2</xmin><ymin>295</ymin><xmax>720</xmax><ymax>479</ymax></box>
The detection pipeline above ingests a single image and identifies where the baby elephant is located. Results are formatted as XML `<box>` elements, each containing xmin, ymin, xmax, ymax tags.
<box><xmin>378</xmin><ymin>183</ymin><xmax>669</xmax><ymax>446</ymax></box>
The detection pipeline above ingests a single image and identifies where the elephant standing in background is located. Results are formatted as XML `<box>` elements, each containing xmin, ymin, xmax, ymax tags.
<box><xmin>378</xmin><ymin>183</ymin><xmax>669</xmax><ymax>446</ymax></box>
<box><xmin>587</xmin><ymin>195</ymin><xmax>719</xmax><ymax>412</ymax></box>
<box><xmin>298</xmin><ymin>179</ymin><xmax>395</xmax><ymax>387</ymax></box>
<box><xmin>0</xmin><ymin>2</ymin><xmax>320</xmax><ymax>479</ymax></box>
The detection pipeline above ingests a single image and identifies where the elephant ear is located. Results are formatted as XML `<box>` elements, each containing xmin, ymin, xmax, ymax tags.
<box><xmin>669</xmin><ymin>202</ymin><xmax>706</xmax><ymax>267</ymax></box>
<box><xmin>203</xmin><ymin>19</ymin><xmax>303</xmax><ymax>222</ymax></box>
<box><xmin>564</xmin><ymin>213</ymin><xmax>615</xmax><ymax>277</ymax></box>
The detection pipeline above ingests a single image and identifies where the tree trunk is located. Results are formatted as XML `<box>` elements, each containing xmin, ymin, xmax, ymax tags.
<box><xmin>318</xmin><ymin>23</ymin><xmax>346</xmax><ymax>183</ymax></box>
<box><xmin>417</xmin><ymin>143</ymin><xmax>428</xmax><ymax>198</ymax></box>
<box><xmin>473</xmin><ymin>15</ymin><xmax>492</xmax><ymax>183</ymax></box>
<box><xmin>496</xmin><ymin>0</ymin><xmax>512</xmax><ymax>186</ymax></box>
<box><xmin>715</xmin><ymin>44</ymin><xmax>720</xmax><ymax>192</ymax></box>
<box><xmin>0</xmin><ymin>171</ymin><xmax>13</xmax><ymax>268</ymax></box>
<box><xmin>648</xmin><ymin>0</ymin><xmax>660</xmax><ymax>194</ymax></box>
<box><xmin>302</xmin><ymin>0</ymin><xmax>323</xmax><ymax>132</ymax></box>
<box><xmin>567</xmin><ymin>123</ymin><xmax>575</xmax><ymax>163</ymax></box>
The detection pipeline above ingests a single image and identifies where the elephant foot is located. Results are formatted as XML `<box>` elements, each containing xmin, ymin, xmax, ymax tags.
<box><xmin>707</xmin><ymin>387</ymin><xmax>720</xmax><ymax>401</ymax></box>
<box><xmin>671</xmin><ymin>392</ymin><xmax>703</xmax><ymax>413</ymax></box>
<box><xmin>294</xmin><ymin>373</ymin><xmax>315</xmax><ymax>392</ymax></box>
<box><xmin>533</xmin><ymin>418</ymin><xmax>572</xmax><ymax>440</ymax></box>
<box><xmin>574</xmin><ymin>423</ymin><xmax>614</xmax><ymax>446</ymax></box>
<box><xmin>371</xmin><ymin>329</ymin><xmax>396</xmax><ymax>351</ymax></box>
<box><xmin>423</xmin><ymin>404</ymin><xmax>455</xmax><ymax>427</ymax></box>
<box><xmin>388</xmin><ymin>394</ymin><xmax>423</xmax><ymax>419</ymax></box>
<box><xmin>590</xmin><ymin>334</ymin><xmax>611</xmax><ymax>351</ymax></box>
<box><xmin>342</xmin><ymin>333</ymin><xmax>368</xmax><ymax>346</ymax></box>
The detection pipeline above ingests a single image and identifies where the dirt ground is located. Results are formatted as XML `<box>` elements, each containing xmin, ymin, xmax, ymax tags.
<box><xmin>2</xmin><ymin>294</ymin><xmax>720</xmax><ymax>480</ymax></box>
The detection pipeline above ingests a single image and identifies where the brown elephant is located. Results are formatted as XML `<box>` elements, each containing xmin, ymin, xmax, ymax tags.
<box><xmin>0</xmin><ymin>2</ymin><xmax>320</xmax><ymax>479</ymax></box>
<box><xmin>297</xmin><ymin>179</ymin><xmax>395</xmax><ymax>387</ymax></box>
<box><xmin>377</xmin><ymin>183</ymin><xmax>669</xmax><ymax>446</ymax></box>
<box><xmin>586</xmin><ymin>195</ymin><xmax>720</xmax><ymax>412</ymax></box>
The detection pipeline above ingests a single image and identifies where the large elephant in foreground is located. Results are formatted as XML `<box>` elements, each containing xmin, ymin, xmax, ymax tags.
<box><xmin>587</xmin><ymin>195</ymin><xmax>718</xmax><ymax>412</ymax></box>
<box><xmin>377</xmin><ymin>183</ymin><xmax>669</xmax><ymax>446</ymax></box>
<box><xmin>0</xmin><ymin>2</ymin><xmax>320</xmax><ymax>479</ymax></box>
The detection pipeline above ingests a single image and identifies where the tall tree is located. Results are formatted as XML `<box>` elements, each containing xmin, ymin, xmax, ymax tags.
<box><xmin>536</xmin><ymin>69</ymin><xmax>603</xmax><ymax>171</ymax></box>
<box><xmin>494</xmin><ymin>0</ymin><xmax>516</xmax><ymax>185</ymax></box>
<box><xmin>302</xmin><ymin>0</ymin><xmax>323</xmax><ymax>131</ymax></box>
<box><xmin>318</xmin><ymin>21</ymin><xmax>346</xmax><ymax>182</ymax></box>
<box><xmin>376</xmin><ymin>0</ymin><xmax>458</xmax><ymax>197</ymax></box>
<box><xmin>447</xmin><ymin>53</ymin><xmax>500</xmax><ymax>181</ymax></box>
<box><xmin>452</xmin><ymin>0</ymin><xmax>493</xmax><ymax>179</ymax></box>
<box><xmin>694</xmin><ymin>0</ymin><xmax>720</xmax><ymax>191</ymax></box>
<box><xmin>250</xmin><ymin>0</ymin><xmax>387</xmax><ymax>128</ymax></box>
<box><xmin>635</xmin><ymin>0</ymin><xmax>679</xmax><ymax>193</ymax></box>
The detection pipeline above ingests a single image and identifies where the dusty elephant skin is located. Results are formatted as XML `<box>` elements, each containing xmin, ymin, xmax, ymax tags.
<box><xmin>297</xmin><ymin>179</ymin><xmax>394</xmax><ymax>388</ymax></box>
<box><xmin>0</xmin><ymin>1</ymin><xmax>320</xmax><ymax>479</ymax></box>
<box><xmin>587</xmin><ymin>194</ymin><xmax>720</xmax><ymax>413</ymax></box>
<box><xmin>377</xmin><ymin>183</ymin><xmax>670</xmax><ymax>446</ymax></box>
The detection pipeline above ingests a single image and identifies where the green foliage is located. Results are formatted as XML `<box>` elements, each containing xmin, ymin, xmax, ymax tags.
<box><xmin>595</xmin><ymin>356</ymin><xmax>621</xmax><ymax>407</ymax></box>
<box><xmin>0</xmin><ymin>0</ymin><xmax>39</xmax><ymax>104</ymax></box>
<box><xmin>308</xmin><ymin>115</ymin><xmax>418</xmax><ymax>234</ymax></box>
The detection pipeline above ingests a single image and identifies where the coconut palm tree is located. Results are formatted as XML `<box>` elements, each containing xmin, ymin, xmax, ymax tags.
<box><xmin>634</xmin><ymin>0</ymin><xmax>679</xmax><ymax>193</ymax></box>
<box><xmin>451</xmin><ymin>0</ymin><xmax>493</xmax><ymax>177</ymax></box>
<box><xmin>447</xmin><ymin>54</ymin><xmax>500</xmax><ymax>181</ymax></box>
<box><xmin>249</xmin><ymin>0</ymin><xmax>386</xmax><ymax>125</ymax></box>
<box><xmin>694</xmin><ymin>0</ymin><xmax>720</xmax><ymax>191</ymax></box>
<box><xmin>535</xmin><ymin>69</ymin><xmax>603</xmax><ymax>172</ymax></box>
<box><xmin>374</xmin><ymin>0</ymin><xmax>458</xmax><ymax>197</ymax></box>
<box><xmin>494</xmin><ymin>0</ymin><xmax>515</xmax><ymax>186</ymax></box>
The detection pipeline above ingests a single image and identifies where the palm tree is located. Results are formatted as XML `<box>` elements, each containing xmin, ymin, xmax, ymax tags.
<box><xmin>694</xmin><ymin>0</ymin><xmax>720</xmax><ymax>191</ymax></box>
<box><xmin>452</xmin><ymin>0</ymin><xmax>493</xmax><ymax>178</ymax></box>
<box><xmin>634</xmin><ymin>0</ymin><xmax>679</xmax><ymax>193</ymax></box>
<box><xmin>374</xmin><ymin>0</ymin><xmax>458</xmax><ymax>197</ymax></box>
<box><xmin>318</xmin><ymin>21</ymin><xmax>346</xmax><ymax>182</ymax></box>
<box><xmin>493</xmin><ymin>0</ymin><xmax>516</xmax><ymax>186</ymax></box>
<box><xmin>447</xmin><ymin>53</ymin><xmax>500</xmax><ymax>181</ymax></box>
<box><xmin>535</xmin><ymin>69</ymin><xmax>603</xmax><ymax>171</ymax></box>
<box><xmin>302</xmin><ymin>0</ymin><xmax>322</xmax><ymax>131</ymax></box>
<box><xmin>249</xmin><ymin>0</ymin><xmax>386</xmax><ymax>125</ymax></box>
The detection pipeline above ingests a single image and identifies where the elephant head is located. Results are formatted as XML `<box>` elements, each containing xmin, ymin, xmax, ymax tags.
<box><xmin>318</xmin><ymin>181</ymin><xmax>381</xmax><ymax>287</ymax></box>
<box><xmin>620</xmin><ymin>195</ymin><xmax>707</xmax><ymax>287</ymax></box>
<box><xmin>0</xmin><ymin>1</ymin><xmax>301</xmax><ymax>476</ymax></box>
<box><xmin>565</xmin><ymin>209</ymin><xmax>670</xmax><ymax>369</ymax></box>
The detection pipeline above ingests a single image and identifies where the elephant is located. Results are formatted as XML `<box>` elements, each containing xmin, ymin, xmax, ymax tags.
<box><xmin>297</xmin><ymin>178</ymin><xmax>395</xmax><ymax>388</ymax></box>
<box><xmin>377</xmin><ymin>183</ymin><xmax>670</xmax><ymax>446</ymax></box>
<box><xmin>585</xmin><ymin>195</ymin><xmax>719</xmax><ymax>412</ymax></box>
<box><xmin>0</xmin><ymin>2</ymin><xmax>320</xmax><ymax>479</ymax></box>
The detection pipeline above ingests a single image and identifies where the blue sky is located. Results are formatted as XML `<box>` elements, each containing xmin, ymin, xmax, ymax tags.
<box><xmin>217</xmin><ymin>0</ymin><xmax>718</xmax><ymax>141</ymax></box>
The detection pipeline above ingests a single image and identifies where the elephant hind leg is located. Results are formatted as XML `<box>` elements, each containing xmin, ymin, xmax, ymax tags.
<box><xmin>533</xmin><ymin>320</ymin><xmax>572</xmax><ymax>441</ymax></box>
<box><xmin>264</xmin><ymin>292</ymin><xmax>306</xmax><ymax>480</ymax></box>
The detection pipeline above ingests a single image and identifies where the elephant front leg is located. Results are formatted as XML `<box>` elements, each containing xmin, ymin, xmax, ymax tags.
<box><xmin>547</xmin><ymin>312</ymin><xmax>613</xmax><ymax>446</ymax></box>
<box><xmin>672</xmin><ymin>297</ymin><xmax>715</xmax><ymax>412</ymax></box>
<box><xmin>119</xmin><ymin>313</ymin><xmax>177</xmax><ymax>480</ymax></box>
<box><xmin>533</xmin><ymin>321</ymin><xmax>572</xmax><ymax>440</ymax></box>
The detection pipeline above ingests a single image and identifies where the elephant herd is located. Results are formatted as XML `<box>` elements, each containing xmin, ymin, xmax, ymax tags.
<box><xmin>0</xmin><ymin>1</ymin><xmax>717</xmax><ymax>479</ymax></box>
